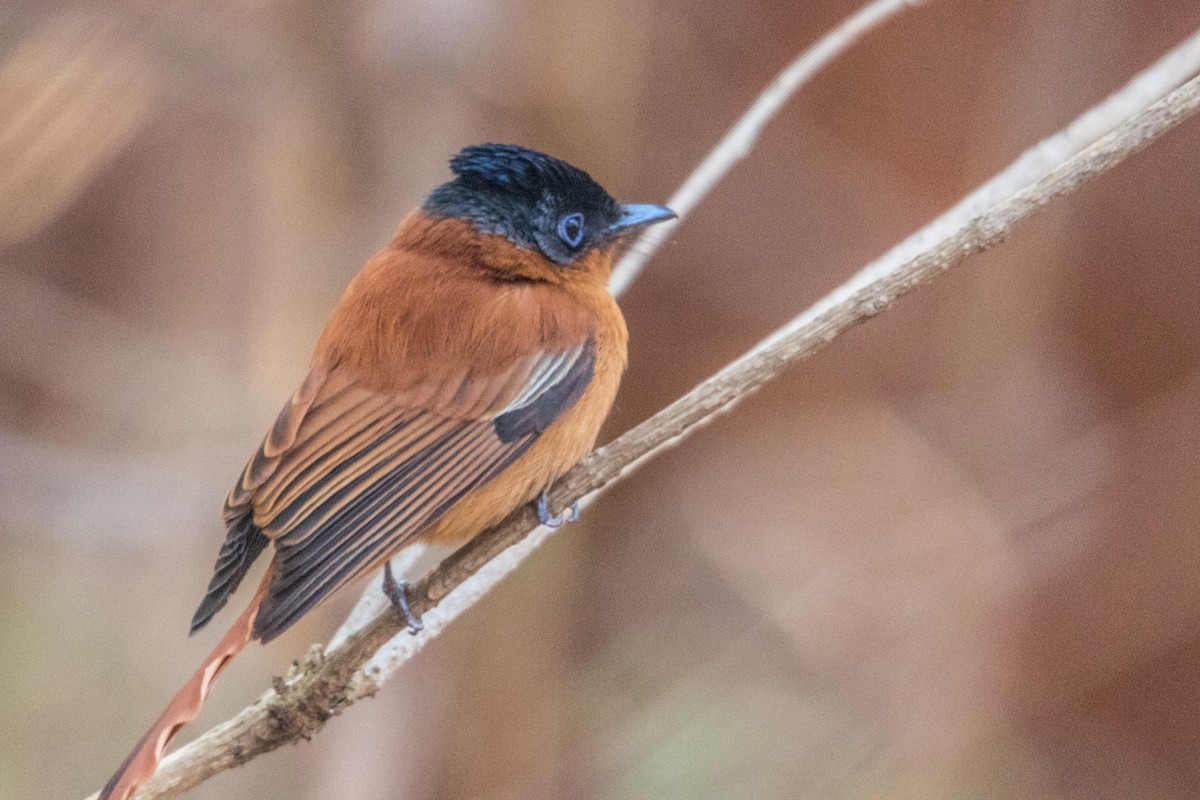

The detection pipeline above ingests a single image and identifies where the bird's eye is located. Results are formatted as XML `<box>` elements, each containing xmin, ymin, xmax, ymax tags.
<box><xmin>558</xmin><ymin>212</ymin><xmax>585</xmax><ymax>248</ymax></box>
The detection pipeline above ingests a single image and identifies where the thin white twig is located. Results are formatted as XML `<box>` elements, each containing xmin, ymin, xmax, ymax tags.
<box><xmin>608</xmin><ymin>0</ymin><xmax>930</xmax><ymax>296</ymax></box>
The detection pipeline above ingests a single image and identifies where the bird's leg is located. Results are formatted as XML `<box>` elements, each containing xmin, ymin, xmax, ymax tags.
<box><xmin>536</xmin><ymin>489</ymin><xmax>580</xmax><ymax>528</ymax></box>
<box><xmin>382</xmin><ymin>561</ymin><xmax>423</xmax><ymax>634</ymax></box>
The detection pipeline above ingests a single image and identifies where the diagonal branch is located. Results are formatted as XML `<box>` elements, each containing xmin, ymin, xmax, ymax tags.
<box><xmin>607</xmin><ymin>0</ymin><xmax>930</xmax><ymax>296</ymax></box>
<box><xmin>92</xmin><ymin>18</ymin><xmax>1200</xmax><ymax>800</ymax></box>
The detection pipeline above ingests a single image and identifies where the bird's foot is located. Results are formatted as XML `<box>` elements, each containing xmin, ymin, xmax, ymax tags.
<box><xmin>536</xmin><ymin>490</ymin><xmax>580</xmax><ymax>528</ymax></box>
<box><xmin>382</xmin><ymin>561</ymin><xmax>423</xmax><ymax>634</ymax></box>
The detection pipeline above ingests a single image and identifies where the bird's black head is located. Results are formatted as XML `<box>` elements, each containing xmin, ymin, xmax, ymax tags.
<box><xmin>423</xmin><ymin>144</ymin><xmax>675</xmax><ymax>266</ymax></box>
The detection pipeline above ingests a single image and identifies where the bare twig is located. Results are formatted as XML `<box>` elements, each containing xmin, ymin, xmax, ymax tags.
<box><xmin>88</xmin><ymin>16</ymin><xmax>1200</xmax><ymax>800</ymax></box>
<box><xmin>608</xmin><ymin>0</ymin><xmax>929</xmax><ymax>296</ymax></box>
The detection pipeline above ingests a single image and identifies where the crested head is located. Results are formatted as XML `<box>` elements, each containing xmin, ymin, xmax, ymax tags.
<box><xmin>422</xmin><ymin>144</ymin><xmax>674</xmax><ymax>268</ymax></box>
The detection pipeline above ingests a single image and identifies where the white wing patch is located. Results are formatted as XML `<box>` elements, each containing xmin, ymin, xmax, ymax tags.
<box><xmin>503</xmin><ymin>345</ymin><xmax>586</xmax><ymax>412</ymax></box>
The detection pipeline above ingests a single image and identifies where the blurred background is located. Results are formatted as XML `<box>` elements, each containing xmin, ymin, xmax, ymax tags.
<box><xmin>3</xmin><ymin>1</ymin><xmax>1200</xmax><ymax>798</ymax></box>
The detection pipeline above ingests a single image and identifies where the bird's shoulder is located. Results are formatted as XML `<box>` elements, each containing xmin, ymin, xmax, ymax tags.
<box><xmin>314</xmin><ymin>239</ymin><xmax>603</xmax><ymax>396</ymax></box>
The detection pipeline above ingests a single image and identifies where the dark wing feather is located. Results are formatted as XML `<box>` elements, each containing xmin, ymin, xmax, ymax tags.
<box><xmin>494</xmin><ymin>343</ymin><xmax>595</xmax><ymax>441</ymax></box>
<box><xmin>194</xmin><ymin>338</ymin><xmax>597</xmax><ymax>643</ymax></box>
<box><xmin>190</xmin><ymin>369</ymin><xmax>330</xmax><ymax>635</ymax></box>
<box><xmin>189</xmin><ymin>516</ymin><xmax>269</xmax><ymax>633</ymax></box>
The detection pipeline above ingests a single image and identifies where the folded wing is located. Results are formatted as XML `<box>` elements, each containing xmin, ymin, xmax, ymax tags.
<box><xmin>193</xmin><ymin>339</ymin><xmax>596</xmax><ymax>642</ymax></box>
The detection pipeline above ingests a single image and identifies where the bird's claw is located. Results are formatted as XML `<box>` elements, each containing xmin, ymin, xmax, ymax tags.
<box><xmin>382</xmin><ymin>561</ymin><xmax>423</xmax><ymax>634</ymax></box>
<box><xmin>536</xmin><ymin>491</ymin><xmax>579</xmax><ymax>528</ymax></box>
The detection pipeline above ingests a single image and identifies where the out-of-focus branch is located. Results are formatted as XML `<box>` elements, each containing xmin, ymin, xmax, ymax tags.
<box><xmin>96</xmin><ymin>42</ymin><xmax>1200</xmax><ymax>800</ymax></box>
<box><xmin>0</xmin><ymin>9</ymin><xmax>156</xmax><ymax>245</ymax></box>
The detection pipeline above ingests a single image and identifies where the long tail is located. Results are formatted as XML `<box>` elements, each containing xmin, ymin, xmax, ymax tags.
<box><xmin>99</xmin><ymin>564</ymin><xmax>273</xmax><ymax>800</ymax></box>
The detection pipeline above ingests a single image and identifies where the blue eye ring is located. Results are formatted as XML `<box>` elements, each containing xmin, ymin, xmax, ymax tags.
<box><xmin>558</xmin><ymin>212</ymin><xmax>585</xmax><ymax>248</ymax></box>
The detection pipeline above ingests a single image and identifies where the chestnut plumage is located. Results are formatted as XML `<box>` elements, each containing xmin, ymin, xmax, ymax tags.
<box><xmin>98</xmin><ymin>144</ymin><xmax>675</xmax><ymax>800</ymax></box>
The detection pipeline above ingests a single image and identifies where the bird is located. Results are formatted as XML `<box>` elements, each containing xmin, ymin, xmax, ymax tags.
<box><xmin>98</xmin><ymin>143</ymin><xmax>676</xmax><ymax>800</ymax></box>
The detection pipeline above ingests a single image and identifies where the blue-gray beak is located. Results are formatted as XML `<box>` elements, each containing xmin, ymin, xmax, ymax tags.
<box><xmin>609</xmin><ymin>203</ymin><xmax>677</xmax><ymax>233</ymax></box>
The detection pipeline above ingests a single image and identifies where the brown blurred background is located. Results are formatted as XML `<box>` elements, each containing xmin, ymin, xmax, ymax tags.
<box><xmin>3</xmin><ymin>2</ymin><xmax>1200</xmax><ymax>798</ymax></box>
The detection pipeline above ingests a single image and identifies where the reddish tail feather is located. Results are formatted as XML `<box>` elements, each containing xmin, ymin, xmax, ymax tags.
<box><xmin>99</xmin><ymin>565</ymin><xmax>273</xmax><ymax>800</ymax></box>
